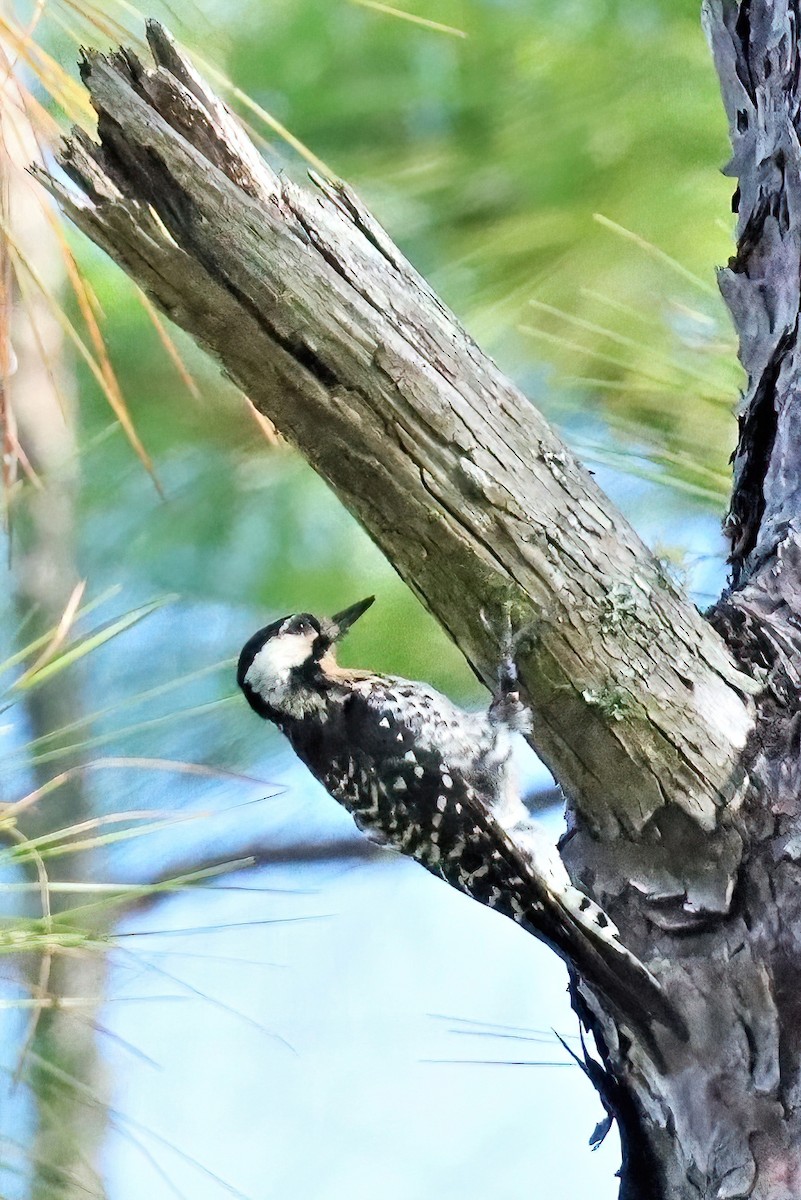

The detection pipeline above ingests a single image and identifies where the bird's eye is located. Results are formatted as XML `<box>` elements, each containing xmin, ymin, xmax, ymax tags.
<box><xmin>294</xmin><ymin>618</ymin><xmax>309</xmax><ymax>634</ymax></box>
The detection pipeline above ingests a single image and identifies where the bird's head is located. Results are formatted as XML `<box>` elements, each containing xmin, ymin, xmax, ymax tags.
<box><xmin>237</xmin><ymin>596</ymin><xmax>375</xmax><ymax>717</ymax></box>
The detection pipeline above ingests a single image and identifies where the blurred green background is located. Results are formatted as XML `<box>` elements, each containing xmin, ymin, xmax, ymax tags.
<box><xmin>68</xmin><ymin>0</ymin><xmax>738</xmax><ymax>662</ymax></box>
<box><xmin>1</xmin><ymin>1</ymin><xmax>740</xmax><ymax>1197</ymax></box>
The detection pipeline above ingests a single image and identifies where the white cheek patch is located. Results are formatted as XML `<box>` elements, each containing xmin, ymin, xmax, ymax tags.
<box><xmin>245</xmin><ymin>632</ymin><xmax>315</xmax><ymax>696</ymax></box>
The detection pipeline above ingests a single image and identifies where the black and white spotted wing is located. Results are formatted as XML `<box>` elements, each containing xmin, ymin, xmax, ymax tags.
<box><xmin>282</xmin><ymin>676</ymin><xmax>492</xmax><ymax>856</ymax></box>
<box><xmin>282</xmin><ymin>675</ymin><xmax>684</xmax><ymax>1034</ymax></box>
<box><xmin>284</xmin><ymin>677</ymin><xmax>592</xmax><ymax>944</ymax></box>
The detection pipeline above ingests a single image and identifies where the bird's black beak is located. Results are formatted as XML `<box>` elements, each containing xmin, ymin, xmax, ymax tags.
<box><xmin>330</xmin><ymin>596</ymin><xmax>375</xmax><ymax>641</ymax></box>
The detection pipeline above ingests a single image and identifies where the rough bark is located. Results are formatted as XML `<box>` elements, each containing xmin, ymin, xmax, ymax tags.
<box><xmin>583</xmin><ymin>4</ymin><xmax>801</xmax><ymax>1195</ymax></box>
<box><xmin>37</xmin><ymin>28</ymin><xmax>755</xmax><ymax>851</ymax></box>
<box><xmin>32</xmin><ymin>13</ymin><xmax>801</xmax><ymax>1198</ymax></box>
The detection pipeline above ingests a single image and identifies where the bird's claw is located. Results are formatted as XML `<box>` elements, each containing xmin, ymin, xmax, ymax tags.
<box><xmin>480</xmin><ymin>603</ymin><xmax>533</xmax><ymax>733</ymax></box>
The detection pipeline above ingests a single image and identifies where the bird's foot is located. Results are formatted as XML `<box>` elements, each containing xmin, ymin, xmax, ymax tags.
<box><xmin>480</xmin><ymin>604</ymin><xmax>533</xmax><ymax>734</ymax></box>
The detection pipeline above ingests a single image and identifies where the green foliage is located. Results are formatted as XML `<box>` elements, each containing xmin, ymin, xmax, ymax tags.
<box><xmin>30</xmin><ymin>0</ymin><xmax>737</xmax><ymax>724</ymax></box>
<box><xmin>224</xmin><ymin>0</ymin><xmax>737</xmax><ymax>490</ymax></box>
<box><xmin>48</xmin><ymin>0</ymin><xmax>740</xmax><ymax>523</ymax></box>
<box><xmin>8</xmin><ymin>0</ymin><xmax>743</xmax><ymax>828</ymax></box>
<box><xmin>1</xmin><ymin>6</ymin><xmax>742</xmax><ymax>1194</ymax></box>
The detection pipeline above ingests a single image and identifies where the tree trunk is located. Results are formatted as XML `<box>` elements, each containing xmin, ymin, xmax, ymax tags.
<box><xmin>3</xmin><ymin>60</ymin><xmax>109</xmax><ymax>1200</ymax></box>
<box><xmin>34</xmin><ymin>7</ymin><xmax>801</xmax><ymax>1196</ymax></box>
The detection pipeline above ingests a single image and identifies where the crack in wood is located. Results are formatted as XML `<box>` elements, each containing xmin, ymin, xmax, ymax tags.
<box><xmin>35</xmin><ymin>19</ymin><xmax>801</xmax><ymax>1194</ymax></box>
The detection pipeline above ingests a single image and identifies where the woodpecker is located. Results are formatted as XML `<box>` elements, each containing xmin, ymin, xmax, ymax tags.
<box><xmin>237</xmin><ymin>597</ymin><xmax>682</xmax><ymax>1036</ymax></box>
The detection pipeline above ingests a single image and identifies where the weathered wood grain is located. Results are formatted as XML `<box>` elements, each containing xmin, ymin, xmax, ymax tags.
<box><xmin>37</xmin><ymin>16</ymin><xmax>801</xmax><ymax>1196</ymax></box>
<box><xmin>37</xmin><ymin>24</ymin><xmax>755</xmax><ymax>854</ymax></box>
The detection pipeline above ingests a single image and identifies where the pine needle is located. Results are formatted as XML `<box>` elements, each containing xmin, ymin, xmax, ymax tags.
<box><xmin>11</xmin><ymin>595</ymin><xmax>176</xmax><ymax>692</ymax></box>
<box><xmin>593</xmin><ymin>213</ymin><xmax>719</xmax><ymax>298</ymax></box>
<box><xmin>6</xmin><ymin>228</ymin><xmax>162</xmax><ymax>492</ymax></box>
<box><xmin>350</xmin><ymin>0</ymin><xmax>467</xmax><ymax>38</ymax></box>
<box><xmin>14</xmin><ymin>580</ymin><xmax>86</xmax><ymax>687</ymax></box>
<box><xmin>136</xmin><ymin>290</ymin><xmax>200</xmax><ymax>400</ymax></box>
